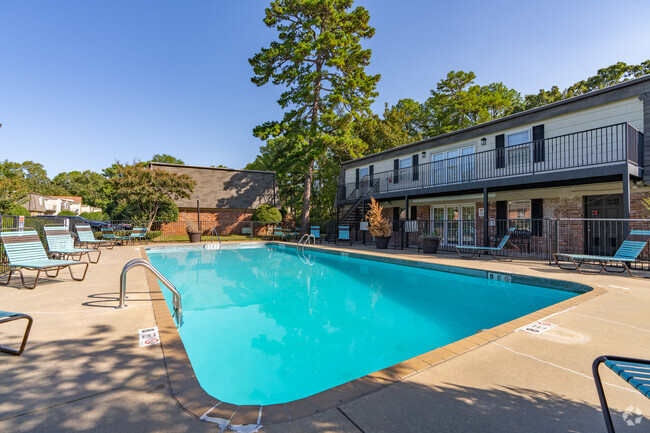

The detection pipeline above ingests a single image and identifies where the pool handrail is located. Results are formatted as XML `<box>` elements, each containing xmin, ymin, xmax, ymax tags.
<box><xmin>210</xmin><ymin>227</ymin><xmax>222</xmax><ymax>249</ymax></box>
<box><xmin>298</xmin><ymin>234</ymin><xmax>316</xmax><ymax>251</ymax></box>
<box><xmin>118</xmin><ymin>259</ymin><xmax>182</xmax><ymax>326</ymax></box>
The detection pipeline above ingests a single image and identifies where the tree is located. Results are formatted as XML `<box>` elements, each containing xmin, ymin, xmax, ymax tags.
<box><xmin>420</xmin><ymin>71</ymin><xmax>523</xmax><ymax>137</ymax></box>
<box><xmin>109</xmin><ymin>164</ymin><xmax>196</xmax><ymax>228</ymax></box>
<box><xmin>250</xmin><ymin>0</ymin><xmax>380</xmax><ymax>232</ymax></box>
<box><xmin>0</xmin><ymin>177</ymin><xmax>29</xmax><ymax>214</ymax></box>
<box><xmin>0</xmin><ymin>160</ymin><xmax>66</xmax><ymax>196</ymax></box>
<box><xmin>149</xmin><ymin>154</ymin><xmax>185</xmax><ymax>165</ymax></box>
<box><xmin>524</xmin><ymin>60</ymin><xmax>650</xmax><ymax>109</ymax></box>
<box><xmin>53</xmin><ymin>170</ymin><xmax>110</xmax><ymax>208</ymax></box>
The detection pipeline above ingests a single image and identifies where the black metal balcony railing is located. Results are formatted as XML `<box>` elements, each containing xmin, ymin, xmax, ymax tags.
<box><xmin>339</xmin><ymin>123</ymin><xmax>643</xmax><ymax>201</ymax></box>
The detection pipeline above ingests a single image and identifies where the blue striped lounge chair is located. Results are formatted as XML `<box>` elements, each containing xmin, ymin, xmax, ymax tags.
<box><xmin>126</xmin><ymin>227</ymin><xmax>148</xmax><ymax>245</ymax></box>
<box><xmin>272</xmin><ymin>226</ymin><xmax>287</xmax><ymax>241</ymax></box>
<box><xmin>76</xmin><ymin>224</ymin><xmax>114</xmax><ymax>249</ymax></box>
<box><xmin>101</xmin><ymin>227</ymin><xmax>129</xmax><ymax>245</ymax></box>
<box><xmin>45</xmin><ymin>225</ymin><xmax>101</xmax><ymax>264</ymax></box>
<box><xmin>0</xmin><ymin>228</ymin><xmax>89</xmax><ymax>289</ymax></box>
<box><xmin>337</xmin><ymin>225</ymin><xmax>351</xmax><ymax>246</ymax></box>
<box><xmin>456</xmin><ymin>227</ymin><xmax>518</xmax><ymax>261</ymax></box>
<box><xmin>0</xmin><ymin>311</ymin><xmax>33</xmax><ymax>355</ymax></box>
<box><xmin>593</xmin><ymin>355</ymin><xmax>650</xmax><ymax>432</ymax></box>
<box><xmin>552</xmin><ymin>230</ymin><xmax>650</xmax><ymax>277</ymax></box>
<box><xmin>310</xmin><ymin>225</ymin><xmax>321</xmax><ymax>243</ymax></box>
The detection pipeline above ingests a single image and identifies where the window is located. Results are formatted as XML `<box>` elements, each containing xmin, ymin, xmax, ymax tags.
<box><xmin>506</xmin><ymin>129</ymin><xmax>531</xmax><ymax>166</ymax></box>
<box><xmin>359</xmin><ymin>166</ymin><xmax>369</xmax><ymax>180</ymax></box>
<box><xmin>398</xmin><ymin>157</ymin><xmax>412</xmax><ymax>183</ymax></box>
<box><xmin>508</xmin><ymin>200</ymin><xmax>531</xmax><ymax>230</ymax></box>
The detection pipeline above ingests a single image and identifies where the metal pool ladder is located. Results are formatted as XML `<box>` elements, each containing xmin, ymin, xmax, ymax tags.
<box><xmin>204</xmin><ymin>227</ymin><xmax>222</xmax><ymax>250</ymax></box>
<box><xmin>118</xmin><ymin>259</ymin><xmax>182</xmax><ymax>326</ymax></box>
<box><xmin>298</xmin><ymin>233</ymin><xmax>316</xmax><ymax>251</ymax></box>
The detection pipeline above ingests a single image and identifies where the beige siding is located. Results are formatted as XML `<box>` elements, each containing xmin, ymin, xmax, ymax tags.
<box><xmin>344</xmin><ymin>96</ymin><xmax>643</xmax><ymax>183</ymax></box>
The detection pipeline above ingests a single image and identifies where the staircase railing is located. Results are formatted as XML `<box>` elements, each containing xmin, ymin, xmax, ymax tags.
<box><xmin>339</xmin><ymin>180</ymin><xmax>379</xmax><ymax>224</ymax></box>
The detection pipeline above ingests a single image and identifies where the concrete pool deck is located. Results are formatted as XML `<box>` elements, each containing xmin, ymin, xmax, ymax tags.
<box><xmin>1</xmin><ymin>242</ymin><xmax>649</xmax><ymax>432</ymax></box>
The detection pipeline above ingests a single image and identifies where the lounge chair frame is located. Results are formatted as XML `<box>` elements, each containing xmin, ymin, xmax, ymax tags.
<box><xmin>456</xmin><ymin>227</ymin><xmax>518</xmax><ymax>262</ymax></box>
<box><xmin>552</xmin><ymin>230</ymin><xmax>650</xmax><ymax>277</ymax></box>
<box><xmin>44</xmin><ymin>225</ymin><xmax>101</xmax><ymax>264</ymax></box>
<box><xmin>310</xmin><ymin>225</ymin><xmax>321</xmax><ymax>244</ymax></box>
<box><xmin>0</xmin><ymin>312</ymin><xmax>33</xmax><ymax>355</ymax></box>
<box><xmin>76</xmin><ymin>225</ymin><xmax>114</xmax><ymax>249</ymax></box>
<box><xmin>337</xmin><ymin>225</ymin><xmax>352</xmax><ymax>246</ymax></box>
<box><xmin>593</xmin><ymin>355</ymin><xmax>650</xmax><ymax>433</ymax></box>
<box><xmin>0</xmin><ymin>228</ymin><xmax>89</xmax><ymax>289</ymax></box>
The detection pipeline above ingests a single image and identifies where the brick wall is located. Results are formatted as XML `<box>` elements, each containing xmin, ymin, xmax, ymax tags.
<box><xmin>160</xmin><ymin>209</ymin><xmax>254</xmax><ymax>236</ymax></box>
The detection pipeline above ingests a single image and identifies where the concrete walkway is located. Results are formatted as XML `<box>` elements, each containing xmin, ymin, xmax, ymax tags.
<box><xmin>1</xmin><ymin>244</ymin><xmax>649</xmax><ymax>433</ymax></box>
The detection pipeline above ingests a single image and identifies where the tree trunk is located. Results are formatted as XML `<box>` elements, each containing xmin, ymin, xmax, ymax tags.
<box><xmin>300</xmin><ymin>158</ymin><xmax>314</xmax><ymax>234</ymax></box>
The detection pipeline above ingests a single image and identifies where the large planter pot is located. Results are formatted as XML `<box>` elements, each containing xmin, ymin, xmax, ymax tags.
<box><xmin>421</xmin><ymin>237</ymin><xmax>440</xmax><ymax>254</ymax></box>
<box><xmin>187</xmin><ymin>230</ymin><xmax>202</xmax><ymax>243</ymax></box>
<box><xmin>375</xmin><ymin>236</ymin><xmax>390</xmax><ymax>249</ymax></box>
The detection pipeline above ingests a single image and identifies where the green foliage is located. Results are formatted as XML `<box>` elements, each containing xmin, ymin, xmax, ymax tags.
<box><xmin>53</xmin><ymin>170</ymin><xmax>109</xmax><ymax>208</ymax></box>
<box><xmin>0</xmin><ymin>176</ymin><xmax>29</xmax><ymax>214</ymax></box>
<box><xmin>250</xmin><ymin>0</ymin><xmax>379</xmax><ymax>229</ymax></box>
<box><xmin>420</xmin><ymin>70</ymin><xmax>523</xmax><ymax>137</ymax></box>
<box><xmin>252</xmin><ymin>204</ymin><xmax>282</xmax><ymax>223</ymax></box>
<box><xmin>109</xmin><ymin>164</ymin><xmax>194</xmax><ymax>228</ymax></box>
<box><xmin>525</xmin><ymin>60</ymin><xmax>650</xmax><ymax>110</ymax></box>
<box><xmin>6</xmin><ymin>204</ymin><xmax>30</xmax><ymax>217</ymax></box>
<box><xmin>0</xmin><ymin>159</ymin><xmax>67</xmax><ymax>196</ymax></box>
<box><xmin>146</xmin><ymin>230</ymin><xmax>161</xmax><ymax>240</ymax></box>
<box><xmin>57</xmin><ymin>210</ymin><xmax>77</xmax><ymax>216</ymax></box>
<box><xmin>149</xmin><ymin>154</ymin><xmax>185</xmax><ymax>165</ymax></box>
<box><xmin>79</xmin><ymin>211</ymin><xmax>109</xmax><ymax>221</ymax></box>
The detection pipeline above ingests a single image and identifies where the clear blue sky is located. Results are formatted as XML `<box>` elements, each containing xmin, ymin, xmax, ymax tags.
<box><xmin>1</xmin><ymin>0</ymin><xmax>649</xmax><ymax>176</ymax></box>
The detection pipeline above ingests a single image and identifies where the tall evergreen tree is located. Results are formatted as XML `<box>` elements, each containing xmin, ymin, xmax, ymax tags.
<box><xmin>250</xmin><ymin>0</ymin><xmax>380</xmax><ymax>232</ymax></box>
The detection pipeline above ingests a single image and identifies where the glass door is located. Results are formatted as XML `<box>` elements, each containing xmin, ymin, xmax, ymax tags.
<box><xmin>446</xmin><ymin>206</ymin><xmax>460</xmax><ymax>245</ymax></box>
<box><xmin>460</xmin><ymin>205</ymin><xmax>476</xmax><ymax>246</ymax></box>
<box><xmin>431</xmin><ymin>153</ymin><xmax>445</xmax><ymax>185</ymax></box>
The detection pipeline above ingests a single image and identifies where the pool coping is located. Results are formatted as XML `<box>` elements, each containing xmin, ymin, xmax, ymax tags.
<box><xmin>141</xmin><ymin>243</ymin><xmax>605</xmax><ymax>428</ymax></box>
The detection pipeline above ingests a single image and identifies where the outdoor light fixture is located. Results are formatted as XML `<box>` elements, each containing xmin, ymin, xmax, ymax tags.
<box><xmin>480</xmin><ymin>137</ymin><xmax>487</xmax><ymax>146</ymax></box>
<box><xmin>421</xmin><ymin>151</ymin><xmax>426</xmax><ymax>159</ymax></box>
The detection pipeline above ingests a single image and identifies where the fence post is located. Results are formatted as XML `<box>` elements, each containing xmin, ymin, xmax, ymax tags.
<box><xmin>250</xmin><ymin>220</ymin><xmax>254</xmax><ymax>239</ymax></box>
<box><xmin>550</xmin><ymin>218</ymin><xmax>559</xmax><ymax>265</ymax></box>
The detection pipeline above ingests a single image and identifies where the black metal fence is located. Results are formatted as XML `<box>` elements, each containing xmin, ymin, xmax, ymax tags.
<box><xmin>2</xmin><ymin>215</ymin><xmax>648</xmax><ymax>273</ymax></box>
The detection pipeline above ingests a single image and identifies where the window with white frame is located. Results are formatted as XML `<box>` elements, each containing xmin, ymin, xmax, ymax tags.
<box><xmin>506</xmin><ymin>129</ymin><xmax>531</xmax><ymax>166</ymax></box>
<box><xmin>399</xmin><ymin>157</ymin><xmax>411</xmax><ymax>183</ymax></box>
<box><xmin>508</xmin><ymin>200</ymin><xmax>531</xmax><ymax>230</ymax></box>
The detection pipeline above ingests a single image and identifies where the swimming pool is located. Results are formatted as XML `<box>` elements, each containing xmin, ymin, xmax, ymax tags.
<box><xmin>146</xmin><ymin>244</ymin><xmax>578</xmax><ymax>406</ymax></box>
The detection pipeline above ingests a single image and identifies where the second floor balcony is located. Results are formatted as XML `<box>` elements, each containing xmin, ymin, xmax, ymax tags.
<box><xmin>338</xmin><ymin>123</ymin><xmax>643</xmax><ymax>203</ymax></box>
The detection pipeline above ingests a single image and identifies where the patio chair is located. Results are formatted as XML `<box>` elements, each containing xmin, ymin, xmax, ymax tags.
<box><xmin>101</xmin><ymin>227</ymin><xmax>129</xmax><ymax>245</ymax></box>
<box><xmin>593</xmin><ymin>355</ymin><xmax>650</xmax><ymax>433</ymax></box>
<box><xmin>456</xmin><ymin>227</ymin><xmax>518</xmax><ymax>261</ymax></box>
<box><xmin>0</xmin><ymin>228</ymin><xmax>89</xmax><ymax>289</ymax></box>
<box><xmin>552</xmin><ymin>230</ymin><xmax>650</xmax><ymax>277</ymax></box>
<box><xmin>272</xmin><ymin>226</ymin><xmax>287</xmax><ymax>241</ymax></box>
<box><xmin>0</xmin><ymin>311</ymin><xmax>33</xmax><ymax>355</ymax></box>
<box><xmin>126</xmin><ymin>227</ymin><xmax>148</xmax><ymax>245</ymax></box>
<box><xmin>76</xmin><ymin>224</ymin><xmax>114</xmax><ymax>249</ymax></box>
<box><xmin>44</xmin><ymin>225</ymin><xmax>101</xmax><ymax>264</ymax></box>
<box><xmin>337</xmin><ymin>225</ymin><xmax>351</xmax><ymax>246</ymax></box>
<box><xmin>310</xmin><ymin>225</ymin><xmax>321</xmax><ymax>243</ymax></box>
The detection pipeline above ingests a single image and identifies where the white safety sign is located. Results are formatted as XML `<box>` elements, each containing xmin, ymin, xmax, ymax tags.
<box><xmin>520</xmin><ymin>321</ymin><xmax>557</xmax><ymax>334</ymax></box>
<box><xmin>138</xmin><ymin>327</ymin><xmax>160</xmax><ymax>347</ymax></box>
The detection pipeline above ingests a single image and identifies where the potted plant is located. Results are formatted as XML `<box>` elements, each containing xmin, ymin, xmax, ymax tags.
<box><xmin>420</xmin><ymin>231</ymin><xmax>441</xmax><ymax>254</ymax></box>
<box><xmin>186</xmin><ymin>222</ymin><xmax>202</xmax><ymax>243</ymax></box>
<box><xmin>365</xmin><ymin>197</ymin><xmax>392</xmax><ymax>249</ymax></box>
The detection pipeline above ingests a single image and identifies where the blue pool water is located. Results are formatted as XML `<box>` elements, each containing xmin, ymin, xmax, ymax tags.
<box><xmin>146</xmin><ymin>245</ymin><xmax>576</xmax><ymax>405</ymax></box>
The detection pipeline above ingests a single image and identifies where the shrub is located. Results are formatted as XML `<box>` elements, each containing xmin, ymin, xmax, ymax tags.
<box><xmin>252</xmin><ymin>204</ymin><xmax>282</xmax><ymax>223</ymax></box>
<box><xmin>79</xmin><ymin>211</ymin><xmax>108</xmax><ymax>221</ymax></box>
<box><xmin>57</xmin><ymin>210</ymin><xmax>77</xmax><ymax>216</ymax></box>
<box><xmin>365</xmin><ymin>197</ymin><xmax>391</xmax><ymax>238</ymax></box>
<box><xmin>6</xmin><ymin>204</ymin><xmax>30</xmax><ymax>217</ymax></box>
<box><xmin>146</xmin><ymin>230</ymin><xmax>161</xmax><ymax>240</ymax></box>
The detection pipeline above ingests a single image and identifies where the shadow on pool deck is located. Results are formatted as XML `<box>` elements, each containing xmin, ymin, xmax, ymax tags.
<box><xmin>1</xmin><ymin>245</ymin><xmax>649</xmax><ymax>433</ymax></box>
